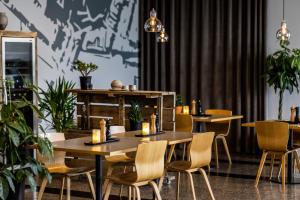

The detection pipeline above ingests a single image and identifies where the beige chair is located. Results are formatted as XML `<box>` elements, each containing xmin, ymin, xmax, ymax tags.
<box><xmin>166</xmin><ymin>132</ymin><xmax>215</xmax><ymax>200</ymax></box>
<box><xmin>175</xmin><ymin>114</ymin><xmax>193</xmax><ymax>160</ymax></box>
<box><xmin>37</xmin><ymin>133</ymin><xmax>95</xmax><ymax>200</ymax></box>
<box><xmin>205</xmin><ymin>109</ymin><xmax>232</xmax><ymax>168</ymax></box>
<box><xmin>104</xmin><ymin>140</ymin><xmax>168</xmax><ymax>200</ymax></box>
<box><xmin>255</xmin><ymin>121</ymin><xmax>300</xmax><ymax>192</ymax></box>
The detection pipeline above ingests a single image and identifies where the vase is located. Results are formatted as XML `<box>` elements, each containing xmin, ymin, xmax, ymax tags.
<box><xmin>129</xmin><ymin>120</ymin><xmax>142</xmax><ymax>131</ymax></box>
<box><xmin>80</xmin><ymin>76</ymin><xmax>92</xmax><ymax>90</ymax></box>
<box><xmin>0</xmin><ymin>12</ymin><xmax>8</xmax><ymax>30</ymax></box>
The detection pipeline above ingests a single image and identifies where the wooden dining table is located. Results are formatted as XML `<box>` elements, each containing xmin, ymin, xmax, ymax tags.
<box><xmin>52</xmin><ymin>131</ymin><xmax>194</xmax><ymax>200</ymax></box>
<box><xmin>242</xmin><ymin>121</ymin><xmax>300</xmax><ymax>184</ymax></box>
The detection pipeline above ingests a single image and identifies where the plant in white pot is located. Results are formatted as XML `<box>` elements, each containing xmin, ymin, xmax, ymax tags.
<box><xmin>71</xmin><ymin>60</ymin><xmax>98</xmax><ymax>90</ymax></box>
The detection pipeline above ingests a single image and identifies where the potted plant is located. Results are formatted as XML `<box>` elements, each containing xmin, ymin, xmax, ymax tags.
<box><xmin>39</xmin><ymin>77</ymin><xmax>76</xmax><ymax>133</ymax></box>
<box><xmin>0</xmin><ymin>99</ymin><xmax>53</xmax><ymax>200</ymax></box>
<box><xmin>176</xmin><ymin>94</ymin><xmax>184</xmax><ymax>114</ymax></box>
<box><xmin>71</xmin><ymin>60</ymin><xmax>98</xmax><ymax>90</ymax></box>
<box><xmin>265</xmin><ymin>42</ymin><xmax>300</xmax><ymax>119</ymax></box>
<box><xmin>128</xmin><ymin>101</ymin><xmax>143</xmax><ymax>131</ymax></box>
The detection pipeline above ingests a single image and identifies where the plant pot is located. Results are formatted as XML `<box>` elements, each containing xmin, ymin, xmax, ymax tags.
<box><xmin>0</xmin><ymin>12</ymin><xmax>8</xmax><ymax>30</ymax></box>
<box><xmin>80</xmin><ymin>76</ymin><xmax>92</xmax><ymax>90</ymax></box>
<box><xmin>129</xmin><ymin>120</ymin><xmax>142</xmax><ymax>131</ymax></box>
<box><xmin>176</xmin><ymin>106</ymin><xmax>183</xmax><ymax>114</ymax></box>
<box><xmin>7</xmin><ymin>181</ymin><xmax>25</xmax><ymax>200</ymax></box>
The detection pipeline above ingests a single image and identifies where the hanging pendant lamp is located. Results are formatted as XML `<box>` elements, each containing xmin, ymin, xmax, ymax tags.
<box><xmin>144</xmin><ymin>8</ymin><xmax>162</xmax><ymax>32</ymax></box>
<box><xmin>157</xmin><ymin>26</ymin><xmax>168</xmax><ymax>43</ymax></box>
<box><xmin>276</xmin><ymin>0</ymin><xmax>290</xmax><ymax>41</ymax></box>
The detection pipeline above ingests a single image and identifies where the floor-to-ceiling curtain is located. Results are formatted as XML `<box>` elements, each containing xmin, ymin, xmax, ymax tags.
<box><xmin>139</xmin><ymin>0</ymin><xmax>266</xmax><ymax>154</ymax></box>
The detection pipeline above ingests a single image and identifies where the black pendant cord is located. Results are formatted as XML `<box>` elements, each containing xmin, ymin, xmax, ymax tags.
<box><xmin>283</xmin><ymin>0</ymin><xmax>285</xmax><ymax>21</ymax></box>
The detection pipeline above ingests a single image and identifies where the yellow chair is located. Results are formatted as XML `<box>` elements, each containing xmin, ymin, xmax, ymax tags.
<box><xmin>104</xmin><ymin>140</ymin><xmax>168</xmax><ymax>200</ymax></box>
<box><xmin>255</xmin><ymin>121</ymin><xmax>300</xmax><ymax>192</ymax></box>
<box><xmin>205</xmin><ymin>109</ymin><xmax>232</xmax><ymax>168</ymax></box>
<box><xmin>175</xmin><ymin>114</ymin><xmax>193</xmax><ymax>160</ymax></box>
<box><xmin>167</xmin><ymin>132</ymin><xmax>215</xmax><ymax>200</ymax></box>
<box><xmin>37</xmin><ymin>133</ymin><xmax>95</xmax><ymax>200</ymax></box>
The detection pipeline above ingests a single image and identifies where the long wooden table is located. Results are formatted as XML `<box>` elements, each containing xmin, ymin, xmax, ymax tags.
<box><xmin>53</xmin><ymin>131</ymin><xmax>193</xmax><ymax>200</ymax></box>
<box><xmin>242</xmin><ymin>121</ymin><xmax>300</xmax><ymax>184</ymax></box>
<box><xmin>193</xmin><ymin>115</ymin><xmax>243</xmax><ymax>122</ymax></box>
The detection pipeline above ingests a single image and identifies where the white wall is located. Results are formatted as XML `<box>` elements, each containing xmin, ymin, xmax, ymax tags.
<box><xmin>266</xmin><ymin>0</ymin><xmax>300</xmax><ymax>119</ymax></box>
<box><xmin>0</xmin><ymin>0</ymin><xmax>139</xmax><ymax>89</ymax></box>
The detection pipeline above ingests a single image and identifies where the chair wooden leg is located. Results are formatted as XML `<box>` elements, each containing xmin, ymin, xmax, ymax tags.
<box><xmin>214</xmin><ymin>139</ymin><xmax>219</xmax><ymax>168</ymax></box>
<box><xmin>119</xmin><ymin>166</ymin><xmax>127</xmax><ymax>198</ymax></box>
<box><xmin>59</xmin><ymin>177</ymin><xmax>65</xmax><ymax>200</ymax></box>
<box><xmin>176</xmin><ymin>172</ymin><xmax>181</xmax><ymax>200</ymax></box>
<box><xmin>133</xmin><ymin>185</ymin><xmax>141</xmax><ymax>200</ymax></box>
<box><xmin>103</xmin><ymin>181</ymin><xmax>113</xmax><ymax>200</ymax></box>
<box><xmin>37</xmin><ymin>178</ymin><xmax>48</xmax><ymax>200</ymax></box>
<box><xmin>167</xmin><ymin>144</ymin><xmax>176</xmax><ymax>163</ymax></box>
<box><xmin>269</xmin><ymin>154</ymin><xmax>275</xmax><ymax>180</ymax></box>
<box><xmin>128</xmin><ymin>186</ymin><xmax>132</xmax><ymax>200</ymax></box>
<box><xmin>199</xmin><ymin>168</ymin><xmax>215</xmax><ymax>200</ymax></box>
<box><xmin>66</xmin><ymin>176</ymin><xmax>71</xmax><ymax>200</ymax></box>
<box><xmin>86</xmin><ymin>172</ymin><xmax>96</xmax><ymax>200</ymax></box>
<box><xmin>255</xmin><ymin>151</ymin><xmax>268</xmax><ymax>187</ymax></box>
<box><xmin>281</xmin><ymin>154</ymin><xmax>286</xmax><ymax>192</ymax></box>
<box><xmin>182</xmin><ymin>143</ymin><xmax>186</xmax><ymax>160</ymax></box>
<box><xmin>150</xmin><ymin>181</ymin><xmax>162</xmax><ymax>200</ymax></box>
<box><xmin>221</xmin><ymin>137</ymin><xmax>232</xmax><ymax>165</ymax></box>
<box><xmin>186</xmin><ymin>172</ymin><xmax>196</xmax><ymax>200</ymax></box>
<box><xmin>293</xmin><ymin>151</ymin><xmax>300</xmax><ymax>172</ymax></box>
<box><xmin>102</xmin><ymin>165</ymin><xmax>113</xmax><ymax>196</ymax></box>
<box><xmin>158</xmin><ymin>170</ymin><xmax>166</xmax><ymax>191</ymax></box>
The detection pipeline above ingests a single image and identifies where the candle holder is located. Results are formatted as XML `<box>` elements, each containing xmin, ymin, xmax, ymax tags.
<box><xmin>142</xmin><ymin>122</ymin><xmax>150</xmax><ymax>135</ymax></box>
<box><xmin>183</xmin><ymin>106</ymin><xmax>190</xmax><ymax>115</ymax></box>
<box><xmin>92</xmin><ymin>129</ymin><xmax>101</xmax><ymax>144</ymax></box>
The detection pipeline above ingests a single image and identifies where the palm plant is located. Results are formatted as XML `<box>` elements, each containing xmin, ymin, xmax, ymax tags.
<box><xmin>128</xmin><ymin>101</ymin><xmax>143</xmax><ymax>130</ymax></box>
<box><xmin>39</xmin><ymin>77</ymin><xmax>76</xmax><ymax>132</ymax></box>
<box><xmin>265</xmin><ymin>43</ymin><xmax>300</xmax><ymax>119</ymax></box>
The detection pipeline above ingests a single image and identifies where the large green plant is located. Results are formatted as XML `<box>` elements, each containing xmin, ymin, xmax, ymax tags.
<box><xmin>39</xmin><ymin>77</ymin><xmax>76</xmax><ymax>132</ymax></box>
<box><xmin>128</xmin><ymin>101</ymin><xmax>142</xmax><ymax>123</ymax></box>
<box><xmin>71</xmin><ymin>60</ymin><xmax>98</xmax><ymax>77</ymax></box>
<box><xmin>265</xmin><ymin>43</ymin><xmax>300</xmax><ymax>119</ymax></box>
<box><xmin>0</xmin><ymin>99</ymin><xmax>53</xmax><ymax>200</ymax></box>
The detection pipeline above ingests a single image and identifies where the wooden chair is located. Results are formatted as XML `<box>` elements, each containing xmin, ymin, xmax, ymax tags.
<box><xmin>175</xmin><ymin>114</ymin><xmax>193</xmax><ymax>160</ymax></box>
<box><xmin>255</xmin><ymin>121</ymin><xmax>300</xmax><ymax>192</ymax></box>
<box><xmin>205</xmin><ymin>109</ymin><xmax>232</xmax><ymax>168</ymax></box>
<box><xmin>104</xmin><ymin>140</ymin><xmax>168</xmax><ymax>200</ymax></box>
<box><xmin>166</xmin><ymin>132</ymin><xmax>215</xmax><ymax>200</ymax></box>
<box><xmin>37</xmin><ymin>133</ymin><xmax>95</xmax><ymax>200</ymax></box>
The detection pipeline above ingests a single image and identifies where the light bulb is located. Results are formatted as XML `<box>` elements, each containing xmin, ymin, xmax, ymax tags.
<box><xmin>144</xmin><ymin>8</ymin><xmax>162</xmax><ymax>32</ymax></box>
<box><xmin>276</xmin><ymin>21</ymin><xmax>291</xmax><ymax>41</ymax></box>
<box><xmin>157</xmin><ymin>26</ymin><xmax>169</xmax><ymax>43</ymax></box>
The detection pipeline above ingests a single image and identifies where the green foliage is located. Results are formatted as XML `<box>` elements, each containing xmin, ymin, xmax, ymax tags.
<box><xmin>0</xmin><ymin>99</ymin><xmax>53</xmax><ymax>200</ymax></box>
<box><xmin>39</xmin><ymin>77</ymin><xmax>76</xmax><ymax>132</ymax></box>
<box><xmin>128</xmin><ymin>101</ymin><xmax>142</xmax><ymax>123</ymax></box>
<box><xmin>176</xmin><ymin>94</ymin><xmax>183</xmax><ymax>106</ymax></box>
<box><xmin>71</xmin><ymin>60</ymin><xmax>98</xmax><ymax>77</ymax></box>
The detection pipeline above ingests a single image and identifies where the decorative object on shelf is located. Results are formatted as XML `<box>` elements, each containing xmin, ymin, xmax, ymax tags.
<box><xmin>157</xmin><ymin>26</ymin><xmax>169</xmax><ymax>43</ymax></box>
<box><xmin>122</xmin><ymin>85</ymin><xmax>129</xmax><ymax>90</ymax></box>
<box><xmin>39</xmin><ymin>77</ymin><xmax>76</xmax><ymax>132</ymax></box>
<box><xmin>150</xmin><ymin>113</ymin><xmax>156</xmax><ymax>133</ymax></box>
<box><xmin>265</xmin><ymin>43</ymin><xmax>300</xmax><ymax>120</ymax></box>
<box><xmin>144</xmin><ymin>8</ymin><xmax>162</xmax><ymax>32</ymax></box>
<box><xmin>0</xmin><ymin>12</ymin><xmax>8</xmax><ymax>30</ymax></box>
<box><xmin>99</xmin><ymin>119</ymin><xmax>106</xmax><ymax>142</ymax></box>
<box><xmin>111</xmin><ymin>80</ymin><xmax>123</xmax><ymax>90</ymax></box>
<box><xmin>295</xmin><ymin>107</ymin><xmax>300</xmax><ymax>123</ymax></box>
<box><xmin>197</xmin><ymin>99</ymin><xmax>203</xmax><ymax>115</ymax></box>
<box><xmin>71</xmin><ymin>60</ymin><xmax>98</xmax><ymax>90</ymax></box>
<box><xmin>183</xmin><ymin>105</ymin><xmax>190</xmax><ymax>115</ymax></box>
<box><xmin>128</xmin><ymin>101</ymin><xmax>143</xmax><ymax>130</ymax></box>
<box><xmin>176</xmin><ymin>94</ymin><xmax>183</xmax><ymax>114</ymax></box>
<box><xmin>129</xmin><ymin>84</ymin><xmax>137</xmax><ymax>91</ymax></box>
<box><xmin>142</xmin><ymin>122</ymin><xmax>150</xmax><ymax>135</ymax></box>
<box><xmin>290</xmin><ymin>106</ymin><xmax>296</xmax><ymax>122</ymax></box>
<box><xmin>92</xmin><ymin>129</ymin><xmax>101</xmax><ymax>144</ymax></box>
<box><xmin>191</xmin><ymin>100</ymin><xmax>196</xmax><ymax>115</ymax></box>
<box><xmin>276</xmin><ymin>0</ymin><xmax>290</xmax><ymax>44</ymax></box>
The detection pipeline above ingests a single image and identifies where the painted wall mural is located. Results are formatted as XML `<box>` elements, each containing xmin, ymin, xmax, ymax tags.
<box><xmin>0</xmin><ymin>0</ymin><xmax>139</xmax><ymax>88</ymax></box>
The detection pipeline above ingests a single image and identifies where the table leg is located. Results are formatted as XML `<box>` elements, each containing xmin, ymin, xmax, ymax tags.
<box><xmin>96</xmin><ymin>155</ymin><xmax>102</xmax><ymax>200</ymax></box>
<box><xmin>287</xmin><ymin>130</ymin><xmax>293</xmax><ymax>183</ymax></box>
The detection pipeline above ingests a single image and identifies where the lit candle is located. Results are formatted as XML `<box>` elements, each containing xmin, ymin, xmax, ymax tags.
<box><xmin>92</xmin><ymin>129</ymin><xmax>101</xmax><ymax>144</ymax></box>
<box><xmin>142</xmin><ymin>122</ymin><xmax>150</xmax><ymax>135</ymax></box>
<box><xmin>183</xmin><ymin>106</ymin><xmax>190</xmax><ymax>115</ymax></box>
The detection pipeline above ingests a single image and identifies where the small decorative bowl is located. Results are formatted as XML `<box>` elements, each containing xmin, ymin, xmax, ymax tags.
<box><xmin>111</xmin><ymin>80</ymin><xmax>123</xmax><ymax>90</ymax></box>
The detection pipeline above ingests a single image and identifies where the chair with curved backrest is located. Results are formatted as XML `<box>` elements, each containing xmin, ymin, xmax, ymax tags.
<box><xmin>255</xmin><ymin>121</ymin><xmax>300</xmax><ymax>192</ymax></box>
<box><xmin>37</xmin><ymin>133</ymin><xmax>95</xmax><ymax>200</ymax></box>
<box><xmin>205</xmin><ymin>109</ymin><xmax>232</xmax><ymax>168</ymax></box>
<box><xmin>104</xmin><ymin>140</ymin><xmax>168</xmax><ymax>200</ymax></box>
<box><xmin>167</xmin><ymin>132</ymin><xmax>215</xmax><ymax>200</ymax></box>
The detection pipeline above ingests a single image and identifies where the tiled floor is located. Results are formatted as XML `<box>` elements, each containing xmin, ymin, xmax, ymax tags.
<box><xmin>25</xmin><ymin>154</ymin><xmax>300</xmax><ymax>200</ymax></box>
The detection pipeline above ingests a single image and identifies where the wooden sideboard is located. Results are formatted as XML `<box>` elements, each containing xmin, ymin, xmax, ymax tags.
<box><xmin>67</xmin><ymin>89</ymin><xmax>176</xmax><ymax>132</ymax></box>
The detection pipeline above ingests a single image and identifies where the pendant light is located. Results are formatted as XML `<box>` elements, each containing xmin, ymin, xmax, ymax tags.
<box><xmin>157</xmin><ymin>26</ymin><xmax>168</xmax><ymax>43</ymax></box>
<box><xmin>276</xmin><ymin>0</ymin><xmax>290</xmax><ymax>41</ymax></box>
<box><xmin>144</xmin><ymin>8</ymin><xmax>162</xmax><ymax>32</ymax></box>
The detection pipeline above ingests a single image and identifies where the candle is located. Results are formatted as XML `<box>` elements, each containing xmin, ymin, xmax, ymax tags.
<box><xmin>92</xmin><ymin>129</ymin><xmax>101</xmax><ymax>144</ymax></box>
<box><xmin>183</xmin><ymin>106</ymin><xmax>190</xmax><ymax>115</ymax></box>
<box><xmin>142</xmin><ymin>122</ymin><xmax>150</xmax><ymax>135</ymax></box>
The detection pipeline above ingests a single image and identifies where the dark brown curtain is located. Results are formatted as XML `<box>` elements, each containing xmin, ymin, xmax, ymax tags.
<box><xmin>139</xmin><ymin>0</ymin><xmax>266</xmax><ymax>154</ymax></box>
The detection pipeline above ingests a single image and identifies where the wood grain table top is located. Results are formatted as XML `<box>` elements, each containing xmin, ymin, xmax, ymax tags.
<box><xmin>192</xmin><ymin>115</ymin><xmax>243</xmax><ymax>122</ymax></box>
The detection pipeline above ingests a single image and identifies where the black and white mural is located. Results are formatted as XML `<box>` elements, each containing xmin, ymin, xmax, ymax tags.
<box><xmin>0</xmin><ymin>0</ymin><xmax>139</xmax><ymax>88</ymax></box>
